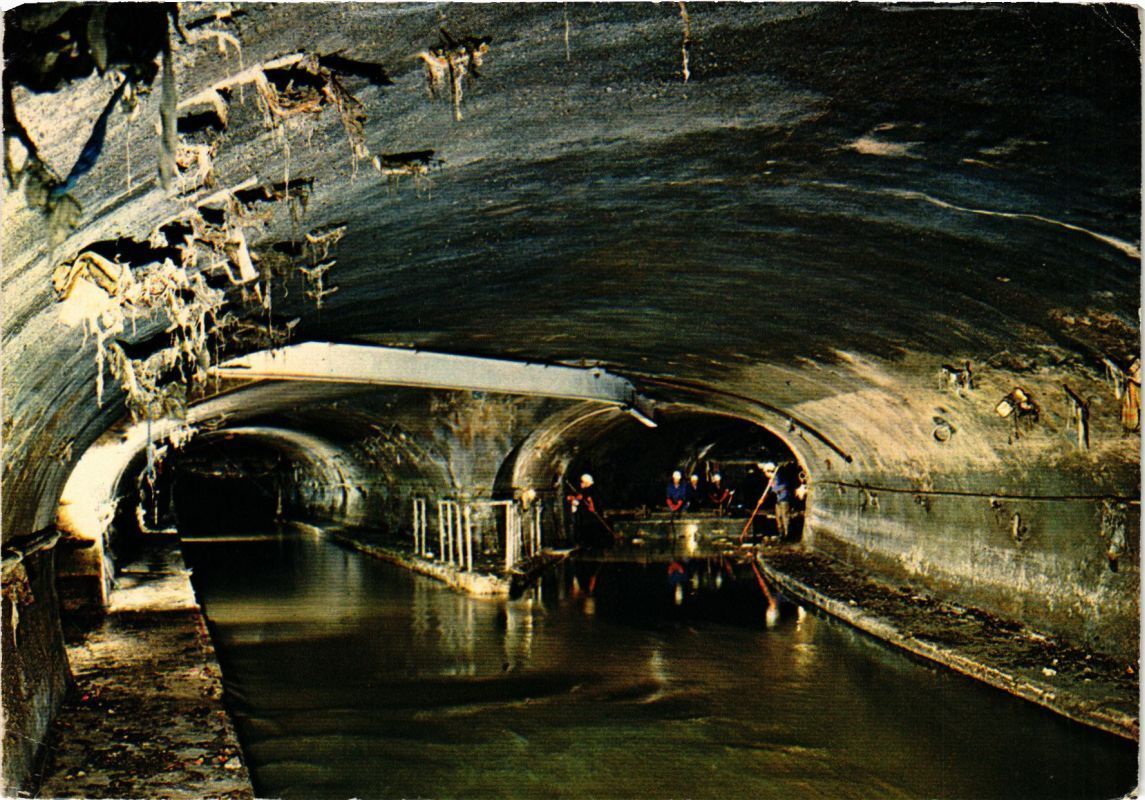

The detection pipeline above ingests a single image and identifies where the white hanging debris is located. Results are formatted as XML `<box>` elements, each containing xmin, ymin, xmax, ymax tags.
<box><xmin>678</xmin><ymin>2</ymin><xmax>692</xmax><ymax>83</ymax></box>
<box><xmin>417</xmin><ymin>33</ymin><xmax>490</xmax><ymax>122</ymax></box>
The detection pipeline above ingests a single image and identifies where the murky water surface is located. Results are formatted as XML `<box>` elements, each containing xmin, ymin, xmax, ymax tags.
<box><xmin>182</xmin><ymin>531</ymin><xmax>1136</xmax><ymax>800</ymax></box>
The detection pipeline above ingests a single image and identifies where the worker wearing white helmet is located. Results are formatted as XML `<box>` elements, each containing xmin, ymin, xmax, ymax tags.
<box><xmin>759</xmin><ymin>461</ymin><xmax>793</xmax><ymax>541</ymax></box>
<box><xmin>566</xmin><ymin>472</ymin><xmax>607</xmax><ymax>549</ymax></box>
<box><xmin>708</xmin><ymin>472</ymin><xmax>733</xmax><ymax>515</ymax></box>
<box><xmin>666</xmin><ymin>470</ymin><xmax>687</xmax><ymax>513</ymax></box>
<box><xmin>686</xmin><ymin>473</ymin><xmax>702</xmax><ymax>510</ymax></box>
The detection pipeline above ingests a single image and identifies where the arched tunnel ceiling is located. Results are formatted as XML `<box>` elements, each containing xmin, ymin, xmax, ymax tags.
<box><xmin>2</xmin><ymin>2</ymin><xmax>1141</xmax><ymax>535</ymax></box>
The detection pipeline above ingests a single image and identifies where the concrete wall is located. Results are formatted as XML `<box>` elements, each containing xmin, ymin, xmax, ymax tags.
<box><xmin>327</xmin><ymin>392</ymin><xmax>569</xmax><ymax>548</ymax></box>
<box><xmin>774</xmin><ymin>351</ymin><xmax>1141</xmax><ymax>663</ymax></box>
<box><xmin>808</xmin><ymin>486</ymin><xmax>1139</xmax><ymax>661</ymax></box>
<box><xmin>1</xmin><ymin>543</ymin><xmax>72</xmax><ymax>795</ymax></box>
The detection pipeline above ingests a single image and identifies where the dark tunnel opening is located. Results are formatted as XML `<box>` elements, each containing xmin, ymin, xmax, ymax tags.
<box><xmin>561</xmin><ymin>411</ymin><xmax>807</xmax><ymax>540</ymax></box>
<box><xmin>168</xmin><ymin>436</ymin><xmax>301</xmax><ymax>536</ymax></box>
<box><xmin>106</xmin><ymin>445</ymin><xmax>180</xmax><ymax>570</ymax></box>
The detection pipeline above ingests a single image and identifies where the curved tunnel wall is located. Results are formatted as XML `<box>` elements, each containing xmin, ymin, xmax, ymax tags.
<box><xmin>0</xmin><ymin>4</ymin><xmax>1139</xmax><ymax>790</ymax></box>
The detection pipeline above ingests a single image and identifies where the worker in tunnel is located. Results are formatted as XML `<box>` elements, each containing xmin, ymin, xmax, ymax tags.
<box><xmin>760</xmin><ymin>461</ymin><xmax>806</xmax><ymax>542</ymax></box>
<box><xmin>566</xmin><ymin>473</ymin><xmax>611</xmax><ymax>550</ymax></box>
<box><xmin>760</xmin><ymin>462</ymin><xmax>791</xmax><ymax>541</ymax></box>
<box><xmin>666</xmin><ymin>470</ymin><xmax>687</xmax><ymax>514</ymax></box>
<box><xmin>685</xmin><ymin>473</ymin><xmax>702</xmax><ymax>511</ymax></box>
<box><xmin>707</xmin><ymin>473</ymin><xmax>733</xmax><ymax>516</ymax></box>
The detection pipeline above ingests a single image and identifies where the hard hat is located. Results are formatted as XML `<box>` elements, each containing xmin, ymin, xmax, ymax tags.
<box><xmin>672</xmin><ymin>470</ymin><xmax>682</xmax><ymax>480</ymax></box>
<box><xmin>581</xmin><ymin>473</ymin><xmax>594</xmax><ymax>486</ymax></box>
<box><xmin>761</xmin><ymin>462</ymin><xmax>777</xmax><ymax>472</ymax></box>
<box><xmin>712</xmin><ymin>473</ymin><xmax>722</xmax><ymax>481</ymax></box>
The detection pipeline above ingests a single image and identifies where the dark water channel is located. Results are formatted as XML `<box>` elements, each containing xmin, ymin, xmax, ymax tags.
<box><xmin>180</xmin><ymin>529</ymin><xmax>1137</xmax><ymax>800</ymax></box>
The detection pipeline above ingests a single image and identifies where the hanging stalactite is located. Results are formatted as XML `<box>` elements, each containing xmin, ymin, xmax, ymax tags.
<box><xmin>678</xmin><ymin>2</ymin><xmax>692</xmax><ymax>83</ymax></box>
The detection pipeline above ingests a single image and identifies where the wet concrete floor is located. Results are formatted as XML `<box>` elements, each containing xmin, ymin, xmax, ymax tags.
<box><xmin>180</xmin><ymin>528</ymin><xmax>1137</xmax><ymax>800</ymax></box>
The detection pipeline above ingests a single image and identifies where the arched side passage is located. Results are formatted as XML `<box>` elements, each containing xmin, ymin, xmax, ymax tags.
<box><xmin>54</xmin><ymin>417</ymin><xmax>369</xmax><ymax>612</ymax></box>
<box><xmin>171</xmin><ymin>427</ymin><xmax>369</xmax><ymax>533</ymax></box>
<box><xmin>51</xmin><ymin>379</ymin><xmax>397</xmax><ymax>613</ymax></box>
<box><xmin>508</xmin><ymin>400</ymin><xmax>820</xmax><ymax>495</ymax></box>
<box><xmin>500</xmin><ymin>399</ymin><xmax>817</xmax><ymax>543</ymax></box>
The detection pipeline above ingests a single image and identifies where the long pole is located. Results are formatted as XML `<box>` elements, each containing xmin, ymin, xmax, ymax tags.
<box><xmin>464</xmin><ymin>504</ymin><xmax>473</xmax><ymax>572</ymax></box>
<box><xmin>749</xmin><ymin>556</ymin><xmax>775</xmax><ymax>605</ymax></box>
<box><xmin>564</xmin><ymin>480</ymin><xmax>618</xmax><ymax>539</ymax></box>
<box><xmin>437</xmin><ymin>501</ymin><xmax>446</xmax><ymax>560</ymax></box>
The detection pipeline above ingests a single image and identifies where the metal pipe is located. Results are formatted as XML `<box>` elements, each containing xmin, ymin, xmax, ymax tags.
<box><xmin>421</xmin><ymin>499</ymin><xmax>429</xmax><ymax>556</ymax></box>
<box><xmin>504</xmin><ymin>504</ymin><xmax>516</xmax><ymax>572</ymax></box>
<box><xmin>417</xmin><ymin>498</ymin><xmax>428</xmax><ymax>556</ymax></box>
<box><xmin>534</xmin><ymin>504</ymin><xmax>542</xmax><ymax>554</ymax></box>
<box><xmin>211</xmin><ymin>342</ymin><xmax>651</xmax><ymax>409</ymax></box>
<box><xmin>464</xmin><ymin>504</ymin><xmax>473</xmax><ymax>572</ymax></box>
<box><xmin>452</xmin><ymin>502</ymin><xmax>460</xmax><ymax>566</ymax></box>
<box><xmin>437</xmin><ymin>501</ymin><xmax>446</xmax><ymax>561</ymax></box>
<box><xmin>413</xmin><ymin>498</ymin><xmax>421</xmax><ymax>555</ymax></box>
<box><xmin>445</xmin><ymin>501</ymin><xmax>454</xmax><ymax>564</ymax></box>
<box><xmin>824</xmin><ymin>481</ymin><xmax>1140</xmax><ymax>504</ymax></box>
<box><xmin>454</xmin><ymin>503</ymin><xmax>464</xmax><ymax>568</ymax></box>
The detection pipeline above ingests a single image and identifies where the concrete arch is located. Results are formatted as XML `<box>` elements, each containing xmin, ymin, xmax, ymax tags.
<box><xmin>180</xmin><ymin>426</ymin><xmax>369</xmax><ymax>526</ymax></box>
<box><xmin>50</xmin><ymin>375</ymin><xmax>438</xmax><ymax>605</ymax></box>
<box><xmin>502</xmin><ymin>398</ymin><xmax>814</xmax><ymax>509</ymax></box>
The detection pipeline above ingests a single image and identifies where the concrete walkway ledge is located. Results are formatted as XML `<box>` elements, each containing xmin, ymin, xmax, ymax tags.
<box><xmin>758</xmin><ymin>549</ymin><xmax>1138</xmax><ymax>742</ymax></box>
<box><xmin>36</xmin><ymin>541</ymin><xmax>254</xmax><ymax>800</ymax></box>
<box><xmin>315</xmin><ymin>526</ymin><xmax>512</xmax><ymax>597</ymax></box>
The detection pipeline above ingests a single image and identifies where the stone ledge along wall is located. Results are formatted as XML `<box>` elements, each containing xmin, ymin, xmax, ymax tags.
<box><xmin>809</xmin><ymin>487</ymin><xmax>1139</xmax><ymax>662</ymax></box>
<box><xmin>1</xmin><ymin>544</ymin><xmax>72</xmax><ymax>796</ymax></box>
<box><xmin>783</xmin><ymin>352</ymin><xmax>1141</xmax><ymax>664</ymax></box>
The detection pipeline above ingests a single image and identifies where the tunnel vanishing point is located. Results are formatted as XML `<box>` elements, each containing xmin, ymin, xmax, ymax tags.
<box><xmin>1</xmin><ymin>3</ymin><xmax>1141</xmax><ymax>797</ymax></box>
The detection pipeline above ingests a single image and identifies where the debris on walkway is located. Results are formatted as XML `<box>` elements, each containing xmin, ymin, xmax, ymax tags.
<box><xmin>35</xmin><ymin>544</ymin><xmax>253</xmax><ymax>800</ymax></box>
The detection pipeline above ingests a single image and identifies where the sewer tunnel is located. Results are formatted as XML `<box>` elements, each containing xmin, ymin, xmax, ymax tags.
<box><xmin>1</xmin><ymin>3</ymin><xmax>1140</xmax><ymax>798</ymax></box>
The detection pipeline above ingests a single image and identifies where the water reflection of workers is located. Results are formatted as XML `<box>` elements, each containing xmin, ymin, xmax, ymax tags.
<box><xmin>570</xmin><ymin>560</ymin><xmax>603</xmax><ymax>615</ymax></box>
<box><xmin>666</xmin><ymin>470</ymin><xmax>687</xmax><ymax>513</ymax></box>
<box><xmin>667</xmin><ymin>559</ymin><xmax>687</xmax><ymax>605</ymax></box>
<box><xmin>707</xmin><ymin>473</ymin><xmax>733</xmax><ymax>515</ymax></box>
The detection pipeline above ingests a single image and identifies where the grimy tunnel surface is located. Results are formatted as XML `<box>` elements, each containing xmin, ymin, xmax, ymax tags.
<box><xmin>1</xmin><ymin>3</ymin><xmax>1139</xmax><ymax>798</ymax></box>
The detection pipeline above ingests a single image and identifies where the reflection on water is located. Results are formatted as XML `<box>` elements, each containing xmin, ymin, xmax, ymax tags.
<box><xmin>181</xmin><ymin>530</ymin><xmax>1137</xmax><ymax>800</ymax></box>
